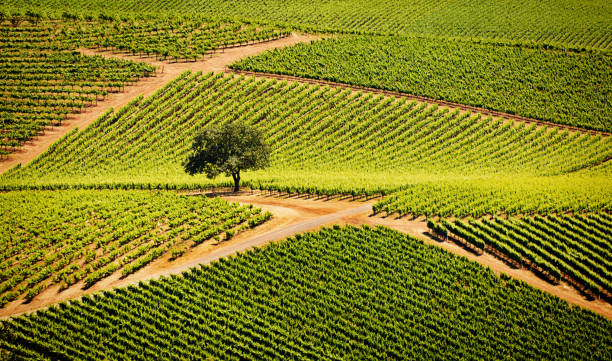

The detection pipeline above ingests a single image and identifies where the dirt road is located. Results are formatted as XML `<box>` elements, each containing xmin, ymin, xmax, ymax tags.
<box><xmin>3</xmin><ymin>194</ymin><xmax>610</xmax><ymax>320</ymax></box>
<box><xmin>227</xmin><ymin>195</ymin><xmax>612</xmax><ymax>320</ymax></box>
<box><xmin>0</xmin><ymin>195</ymin><xmax>369</xmax><ymax>318</ymax></box>
<box><xmin>0</xmin><ymin>33</ymin><xmax>319</xmax><ymax>174</ymax></box>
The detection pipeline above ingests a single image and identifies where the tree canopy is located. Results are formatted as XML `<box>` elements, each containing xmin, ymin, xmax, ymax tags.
<box><xmin>183</xmin><ymin>123</ymin><xmax>270</xmax><ymax>192</ymax></box>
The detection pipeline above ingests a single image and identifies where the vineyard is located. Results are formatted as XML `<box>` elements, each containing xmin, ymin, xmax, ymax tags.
<box><xmin>0</xmin><ymin>21</ymin><xmax>155</xmax><ymax>154</ymax></box>
<box><xmin>1</xmin><ymin>72</ymin><xmax>610</xmax><ymax>216</ymax></box>
<box><xmin>51</xmin><ymin>16</ymin><xmax>288</xmax><ymax>61</ymax></box>
<box><xmin>3</xmin><ymin>0</ymin><xmax>612</xmax><ymax>51</ymax></box>
<box><xmin>428</xmin><ymin>214</ymin><xmax>612</xmax><ymax>299</ymax></box>
<box><xmin>0</xmin><ymin>190</ymin><xmax>270</xmax><ymax>308</ymax></box>
<box><xmin>0</xmin><ymin>16</ymin><xmax>287</xmax><ymax>154</ymax></box>
<box><xmin>1</xmin><ymin>226</ymin><xmax>610</xmax><ymax>360</ymax></box>
<box><xmin>0</xmin><ymin>0</ymin><xmax>611</xmax><ymax>359</ymax></box>
<box><xmin>231</xmin><ymin>35</ymin><xmax>612</xmax><ymax>132</ymax></box>
<box><xmin>373</xmin><ymin>177</ymin><xmax>611</xmax><ymax>218</ymax></box>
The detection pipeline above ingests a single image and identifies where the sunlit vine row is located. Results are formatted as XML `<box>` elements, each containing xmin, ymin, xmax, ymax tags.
<box><xmin>4</xmin><ymin>0</ymin><xmax>611</xmax><ymax>51</ymax></box>
<box><xmin>429</xmin><ymin>213</ymin><xmax>612</xmax><ymax>299</ymax></box>
<box><xmin>0</xmin><ymin>20</ymin><xmax>155</xmax><ymax>154</ymax></box>
<box><xmin>0</xmin><ymin>16</ymin><xmax>286</xmax><ymax>154</ymax></box>
<box><xmin>232</xmin><ymin>35</ymin><xmax>612</xmax><ymax>131</ymax></box>
<box><xmin>2</xmin><ymin>72</ymin><xmax>610</xmax><ymax>216</ymax></box>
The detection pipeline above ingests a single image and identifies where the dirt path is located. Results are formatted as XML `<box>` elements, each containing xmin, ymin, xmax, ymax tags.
<box><xmin>0</xmin><ymin>33</ymin><xmax>319</xmax><ymax>174</ymax></box>
<box><xmin>2</xmin><ymin>194</ymin><xmax>610</xmax><ymax>320</ymax></box>
<box><xmin>0</xmin><ymin>195</ymin><xmax>369</xmax><ymax>318</ymax></box>
<box><xmin>343</xmin><ymin>213</ymin><xmax>612</xmax><ymax>319</ymax></box>
<box><xmin>234</xmin><ymin>196</ymin><xmax>612</xmax><ymax>319</ymax></box>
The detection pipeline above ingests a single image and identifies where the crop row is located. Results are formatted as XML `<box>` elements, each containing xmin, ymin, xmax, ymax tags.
<box><xmin>4</xmin><ymin>0</ymin><xmax>611</xmax><ymax>51</ymax></box>
<box><xmin>79</xmin><ymin>19</ymin><xmax>289</xmax><ymax>61</ymax></box>
<box><xmin>0</xmin><ymin>20</ymin><xmax>157</xmax><ymax>153</ymax></box>
<box><xmin>231</xmin><ymin>35</ymin><xmax>612</xmax><ymax>132</ymax></box>
<box><xmin>1</xmin><ymin>225</ymin><xmax>609</xmax><ymax>360</ymax></box>
<box><xmin>1</xmin><ymin>71</ymin><xmax>610</xmax><ymax>216</ymax></box>
<box><xmin>0</xmin><ymin>190</ymin><xmax>270</xmax><ymax>308</ymax></box>
<box><xmin>373</xmin><ymin>177</ymin><xmax>611</xmax><ymax>218</ymax></box>
<box><xmin>429</xmin><ymin>213</ymin><xmax>612</xmax><ymax>299</ymax></box>
<box><xmin>0</xmin><ymin>17</ymin><xmax>286</xmax><ymax>153</ymax></box>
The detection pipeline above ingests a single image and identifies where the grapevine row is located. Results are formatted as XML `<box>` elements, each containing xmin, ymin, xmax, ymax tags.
<box><xmin>1</xmin><ymin>226</ymin><xmax>609</xmax><ymax>360</ymax></box>
<box><xmin>0</xmin><ymin>16</ymin><xmax>287</xmax><ymax>153</ymax></box>
<box><xmin>428</xmin><ymin>214</ymin><xmax>612</xmax><ymax>300</ymax></box>
<box><xmin>0</xmin><ymin>189</ymin><xmax>271</xmax><ymax>308</ymax></box>
<box><xmin>2</xmin><ymin>72</ymin><xmax>609</xmax><ymax>217</ymax></box>
<box><xmin>4</xmin><ymin>0</ymin><xmax>611</xmax><ymax>51</ymax></box>
<box><xmin>231</xmin><ymin>36</ymin><xmax>612</xmax><ymax>132</ymax></box>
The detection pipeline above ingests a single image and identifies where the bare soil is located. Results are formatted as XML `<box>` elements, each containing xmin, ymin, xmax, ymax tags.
<box><xmin>0</xmin><ymin>33</ymin><xmax>319</xmax><ymax>174</ymax></box>
<box><xmin>344</xmin><ymin>213</ymin><xmax>612</xmax><ymax>319</ymax></box>
<box><xmin>0</xmin><ymin>193</ymin><xmax>369</xmax><ymax>318</ymax></box>
<box><xmin>2</xmin><ymin>194</ymin><xmax>610</xmax><ymax>320</ymax></box>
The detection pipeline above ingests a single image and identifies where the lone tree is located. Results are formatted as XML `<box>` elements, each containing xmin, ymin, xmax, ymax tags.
<box><xmin>183</xmin><ymin>123</ymin><xmax>270</xmax><ymax>192</ymax></box>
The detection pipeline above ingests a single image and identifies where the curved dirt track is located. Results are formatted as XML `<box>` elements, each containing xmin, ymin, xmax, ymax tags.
<box><xmin>2</xmin><ymin>194</ymin><xmax>611</xmax><ymax>320</ymax></box>
<box><xmin>0</xmin><ymin>33</ymin><xmax>319</xmax><ymax>174</ymax></box>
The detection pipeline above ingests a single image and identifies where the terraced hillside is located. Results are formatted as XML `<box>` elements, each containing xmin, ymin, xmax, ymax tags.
<box><xmin>2</xmin><ymin>72</ymin><xmax>610</xmax><ymax>216</ymax></box>
<box><xmin>1</xmin><ymin>226</ymin><xmax>610</xmax><ymax>360</ymax></box>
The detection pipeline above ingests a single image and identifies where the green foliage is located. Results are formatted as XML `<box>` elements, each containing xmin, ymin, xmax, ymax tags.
<box><xmin>1</xmin><ymin>226</ymin><xmax>610</xmax><ymax>360</ymax></box>
<box><xmin>72</xmin><ymin>17</ymin><xmax>287</xmax><ymax>61</ymax></box>
<box><xmin>0</xmin><ymin>190</ymin><xmax>268</xmax><ymax>307</ymax></box>
<box><xmin>444</xmin><ymin>214</ymin><xmax>612</xmax><ymax>297</ymax></box>
<box><xmin>224</xmin><ymin>229</ymin><xmax>235</xmax><ymax>240</ymax></box>
<box><xmin>0</xmin><ymin>20</ymin><xmax>156</xmax><ymax>154</ymax></box>
<box><xmin>2</xmin><ymin>72</ymin><xmax>610</xmax><ymax>216</ymax></box>
<box><xmin>0</xmin><ymin>16</ymin><xmax>286</xmax><ymax>154</ymax></box>
<box><xmin>373</xmin><ymin>176</ymin><xmax>611</xmax><ymax>218</ymax></box>
<box><xmin>5</xmin><ymin>0</ymin><xmax>612</xmax><ymax>51</ymax></box>
<box><xmin>427</xmin><ymin>219</ymin><xmax>448</xmax><ymax>238</ymax></box>
<box><xmin>184</xmin><ymin>123</ymin><xmax>270</xmax><ymax>192</ymax></box>
<box><xmin>169</xmin><ymin>247</ymin><xmax>185</xmax><ymax>260</ymax></box>
<box><xmin>232</xmin><ymin>35</ymin><xmax>612</xmax><ymax>131</ymax></box>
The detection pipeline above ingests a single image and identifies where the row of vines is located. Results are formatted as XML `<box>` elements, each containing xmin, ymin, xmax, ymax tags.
<box><xmin>231</xmin><ymin>35</ymin><xmax>612</xmax><ymax>132</ymax></box>
<box><xmin>3</xmin><ymin>0</ymin><xmax>611</xmax><ymax>51</ymax></box>
<box><xmin>1</xmin><ymin>72</ymin><xmax>610</xmax><ymax>216</ymax></box>
<box><xmin>0</xmin><ymin>16</ymin><xmax>286</xmax><ymax>154</ymax></box>
<box><xmin>1</xmin><ymin>226</ymin><xmax>610</xmax><ymax>360</ymax></box>
<box><xmin>428</xmin><ymin>213</ymin><xmax>612</xmax><ymax>300</ymax></box>
<box><xmin>0</xmin><ymin>190</ymin><xmax>271</xmax><ymax>308</ymax></box>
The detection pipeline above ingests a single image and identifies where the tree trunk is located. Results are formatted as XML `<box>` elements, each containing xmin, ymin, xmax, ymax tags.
<box><xmin>232</xmin><ymin>172</ymin><xmax>240</xmax><ymax>193</ymax></box>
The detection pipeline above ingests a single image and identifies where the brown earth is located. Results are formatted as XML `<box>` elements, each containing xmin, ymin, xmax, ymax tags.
<box><xmin>2</xmin><ymin>193</ymin><xmax>610</xmax><ymax>320</ymax></box>
<box><xmin>0</xmin><ymin>33</ymin><xmax>320</xmax><ymax>174</ymax></box>
<box><xmin>0</xmin><ymin>193</ymin><xmax>370</xmax><ymax>318</ymax></box>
